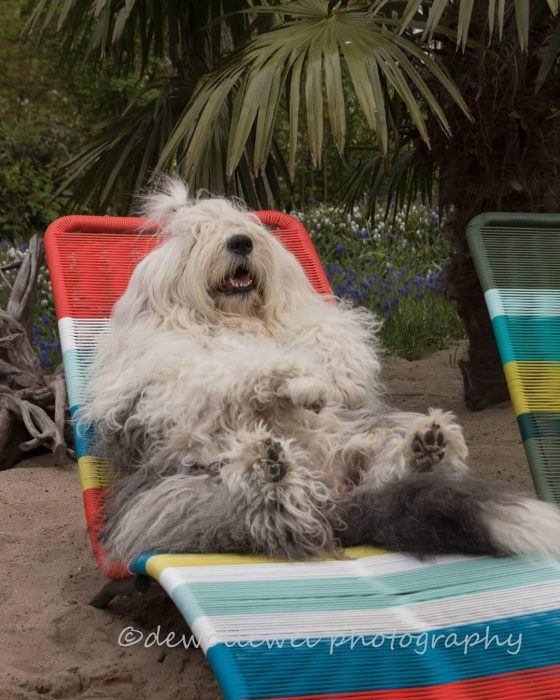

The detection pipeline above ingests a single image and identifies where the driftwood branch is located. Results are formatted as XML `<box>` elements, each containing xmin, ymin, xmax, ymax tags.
<box><xmin>0</xmin><ymin>311</ymin><xmax>44</xmax><ymax>379</ymax></box>
<box><xmin>0</xmin><ymin>409</ymin><xmax>28</xmax><ymax>468</ymax></box>
<box><xmin>0</xmin><ymin>358</ymin><xmax>41</xmax><ymax>389</ymax></box>
<box><xmin>17</xmin><ymin>384</ymin><xmax>55</xmax><ymax>407</ymax></box>
<box><xmin>2</xmin><ymin>261</ymin><xmax>23</xmax><ymax>272</ymax></box>
<box><xmin>49</xmin><ymin>366</ymin><xmax>67</xmax><ymax>463</ymax></box>
<box><xmin>0</xmin><ymin>389</ymin><xmax>61</xmax><ymax>453</ymax></box>
<box><xmin>7</xmin><ymin>235</ymin><xmax>44</xmax><ymax>341</ymax></box>
<box><xmin>0</xmin><ymin>237</ymin><xmax>71</xmax><ymax>469</ymax></box>
<box><xmin>0</xmin><ymin>268</ymin><xmax>13</xmax><ymax>291</ymax></box>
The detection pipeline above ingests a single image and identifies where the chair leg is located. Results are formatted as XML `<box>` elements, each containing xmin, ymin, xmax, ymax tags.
<box><xmin>89</xmin><ymin>574</ymin><xmax>152</xmax><ymax>609</ymax></box>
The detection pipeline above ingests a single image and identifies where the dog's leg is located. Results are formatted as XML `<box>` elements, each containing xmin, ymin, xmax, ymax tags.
<box><xmin>101</xmin><ymin>471</ymin><xmax>256</xmax><ymax>562</ymax></box>
<box><xmin>278</xmin><ymin>375</ymin><xmax>330</xmax><ymax>413</ymax></box>
<box><xmin>216</xmin><ymin>427</ymin><xmax>341</xmax><ymax>560</ymax></box>
<box><xmin>338</xmin><ymin>471</ymin><xmax>560</xmax><ymax>559</ymax></box>
<box><xmin>250</xmin><ymin>360</ymin><xmax>332</xmax><ymax>414</ymax></box>
<box><xmin>352</xmin><ymin>408</ymin><xmax>469</xmax><ymax>488</ymax></box>
<box><xmin>295</xmin><ymin>307</ymin><xmax>382</xmax><ymax>410</ymax></box>
<box><xmin>219</xmin><ymin>428</ymin><xmax>293</xmax><ymax>486</ymax></box>
<box><xmin>102</xmin><ymin>428</ymin><xmax>337</xmax><ymax>563</ymax></box>
<box><xmin>403</xmin><ymin>409</ymin><xmax>468</xmax><ymax>474</ymax></box>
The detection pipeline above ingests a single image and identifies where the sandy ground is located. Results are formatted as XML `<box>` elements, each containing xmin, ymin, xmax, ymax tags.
<box><xmin>0</xmin><ymin>344</ymin><xmax>533</xmax><ymax>699</ymax></box>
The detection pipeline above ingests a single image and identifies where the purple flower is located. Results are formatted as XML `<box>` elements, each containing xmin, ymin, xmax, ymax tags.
<box><xmin>357</xmin><ymin>229</ymin><xmax>369</xmax><ymax>239</ymax></box>
<box><xmin>326</xmin><ymin>263</ymin><xmax>342</xmax><ymax>277</ymax></box>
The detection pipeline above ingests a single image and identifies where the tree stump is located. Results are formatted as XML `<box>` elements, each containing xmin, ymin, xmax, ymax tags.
<box><xmin>0</xmin><ymin>235</ymin><xmax>71</xmax><ymax>469</ymax></box>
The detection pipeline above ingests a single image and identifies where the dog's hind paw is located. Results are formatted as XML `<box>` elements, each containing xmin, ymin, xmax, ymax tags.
<box><xmin>217</xmin><ymin>434</ymin><xmax>290</xmax><ymax>488</ymax></box>
<box><xmin>261</xmin><ymin>438</ymin><xmax>288</xmax><ymax>483</ymax></box>
<box><xmin>411</xmin><ymin>422</ymin><xmax>446</xmax><ymax>472</ymax></box>
<box><xmin>405</xmin><ymin>410</ymin><xmax>468</xmax><ymax>475</ymax></box>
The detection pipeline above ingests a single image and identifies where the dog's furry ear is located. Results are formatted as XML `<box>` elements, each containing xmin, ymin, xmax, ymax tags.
<box><xmin>138</xmin><ymin>177</ymin><xmax>191</xmax><ymax>233</ymax></box>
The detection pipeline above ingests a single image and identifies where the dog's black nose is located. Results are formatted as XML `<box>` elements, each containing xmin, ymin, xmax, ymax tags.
<box><xmin>227</xmin><ymin>234</ymin><xmax>253</xmax><ymax>256</ymax></box>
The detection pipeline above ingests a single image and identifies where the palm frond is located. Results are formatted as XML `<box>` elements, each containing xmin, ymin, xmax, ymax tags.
<box><xmin>28</xmin><ymin>0</ymin><xmax>560</xmax><ymax>215</ymax></box>
<box><xmin>25</xmin><ymin>1</ymin><xmax>250</xmax><ymax>74</ymax></box>
<box><xmin>535</xmin><ymin>18</ymin><xmax>560</xmax><ymax>91</ymax></box>
<box><xmin>339</xmin><ymin>139</ymin><xmax>435</xmax><ymax>223</ymax></box>
<box><xmin>159</xmin><ymin>0</ymin><xmax>469</xmax><ymax>182</ymax></box>
<box><xmin>394</xmin><ymin>0</ymin><xmax>557</xmax><ymax>51</ymax></box>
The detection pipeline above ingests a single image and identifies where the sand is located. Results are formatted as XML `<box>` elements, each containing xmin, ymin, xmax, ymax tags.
<box><xmin>0</xmin><ymin>344</ymin><xmax>532</xmax><ymax>699</ymax></box>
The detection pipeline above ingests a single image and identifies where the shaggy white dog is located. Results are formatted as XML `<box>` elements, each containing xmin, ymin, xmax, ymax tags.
<box><xmin>81</xmin><ymin>179</ymin><xmax>560</xmax><ymax>564</ymax></box>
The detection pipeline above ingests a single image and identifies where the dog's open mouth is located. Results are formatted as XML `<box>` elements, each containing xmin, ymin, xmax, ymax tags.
<box><xmin>220</xmin><ymin>266</ymin><xmax>256</xmax><ymax>295</ymax></box>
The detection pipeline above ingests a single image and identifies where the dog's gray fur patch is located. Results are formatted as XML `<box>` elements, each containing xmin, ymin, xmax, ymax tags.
<box><xmin>338</xmin><ymin>472</ymin><xmax>509</xmax><ymax>556</ymax></box>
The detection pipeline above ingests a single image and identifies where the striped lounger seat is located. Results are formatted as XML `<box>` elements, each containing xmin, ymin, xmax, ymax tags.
<box><xmin>467</xmin><ymin>213</ymin><xmax>560</xmax><ymax>505</ymax></box>
<box><xmin>45</xmin><ymin>212</ymin><xmax>560</xmax><ymax>700</ymax></box>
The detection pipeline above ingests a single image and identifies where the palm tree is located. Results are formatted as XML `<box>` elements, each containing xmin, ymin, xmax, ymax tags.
<box><xmin>27</xmin><ymin>0</ymin><xmax>560</xmax><ymax>409</ymax></box>
<box><xmin>429</xmin><ymin>5</ymin><xmax>560</xmax><ymax>409</ymax></box>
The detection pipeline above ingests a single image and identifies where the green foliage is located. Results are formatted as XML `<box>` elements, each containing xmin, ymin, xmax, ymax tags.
<box><xmin>0</xmin><ymin>0</ymin><xmax>140</xmax><ymax>370</ymax></box>
<box><xmin>380</xmin><ymin>295</ymin><xmax>465</xmax><ymax>360</ymax></box>
<box><xmin>170</xmin><ymin>1</ymin><xmax>470</xmax><ymax>189</ymax></box>
<box><xmin>0</xmin><ymin>0</ymin><xmax>150</xmax><ymax>233</ymax></box>
<box><xmin>0</xmin><ymin>1</ymin><xmax>70</xmax><ymax>240</ymax></box>
<box><xmin>24</xmin><ymin>0</ymin><xmax>286</xmax><ymax>211</ymax></box>
<box><xmin>23</xmin><ymin>0</ymin><xmax>560</xmax><ymax>215</ymax></box>
<box><xmin>0</xmin><ymin>128</ymin><xmax>62</xmax><ymax>243</ymax></box>
<box><xmin>296</xmin><ymin>202</ymin><xmax>464</xmax><ymax>359</ymax></box>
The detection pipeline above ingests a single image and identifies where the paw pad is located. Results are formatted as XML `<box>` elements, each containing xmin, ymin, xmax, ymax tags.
<box><xmin>411</xmin><ymin>423</ymin><xmax>446</xmax><ymax>472</ymax></box>
<box><xmin>261</xmin><ymin>438</ymin><xmax>287</xmax><ymax>483</ymax></box>
<box><xmin>267</xmin><ymin>460</ymin><xmax>287</xmax><ymax>483</ymax></box>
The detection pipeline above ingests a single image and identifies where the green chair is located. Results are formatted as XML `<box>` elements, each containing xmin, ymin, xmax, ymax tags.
<box><xmin>467</xmin><ymin>213</ymin><xmax>560</xmax><ymax>504</ymax></box>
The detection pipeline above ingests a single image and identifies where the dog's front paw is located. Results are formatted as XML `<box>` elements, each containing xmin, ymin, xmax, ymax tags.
<box><xmin>282</xmin><ymin>376</ymin><xmax>329</xmax><ymax>413</ymax></box>
<box><xmin>330</xmin><ymin>378</ymin><xmax>368</xmax><ymax>410</ymax></box>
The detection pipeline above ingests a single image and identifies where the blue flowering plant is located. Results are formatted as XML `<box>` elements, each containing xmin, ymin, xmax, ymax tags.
<box><xmin>293</xmin><ymin>203</ymin><xmax>464</xmax><ymax>359</ymax></box>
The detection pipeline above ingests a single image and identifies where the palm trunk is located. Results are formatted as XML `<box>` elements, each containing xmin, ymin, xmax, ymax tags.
<box><xmin>446</xmin><ymin>213</ymin><xmax>509</xmax><ymax>411</ymax></box>
<box><xmin>433</xmin><ymin>19</ymin><xmax>560</xmax><ymax>409</ymax></box>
